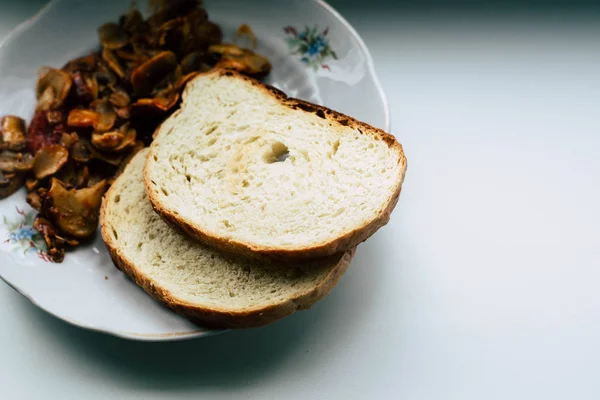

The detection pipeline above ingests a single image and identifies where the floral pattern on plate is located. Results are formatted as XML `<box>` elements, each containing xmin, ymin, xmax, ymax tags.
<box><xmin>283</xmin><ymin>25</ymin><xmax>338</xmax><ymax>70</ymax></box>
<box><xmin>2</xmin><ymin>206</ymin><xmax>50</xmax><ymax>262</ymax></box>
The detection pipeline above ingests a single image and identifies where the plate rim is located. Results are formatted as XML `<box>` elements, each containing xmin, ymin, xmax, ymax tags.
<box><xmin>0</xmin><ymin>0</ymin><xmax>391</xmax><ymax>342</ymax></box>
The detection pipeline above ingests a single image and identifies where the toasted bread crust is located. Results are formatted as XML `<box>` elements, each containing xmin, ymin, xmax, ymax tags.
<box><xmin>145</xmin><ymin>68</ymin><xmax>407</xmax><ymax>262</ymax></box>
<box><xmin>100</xmin><ymin>175</ymin><xmax>355</xmax><ymax>328</ymax></box>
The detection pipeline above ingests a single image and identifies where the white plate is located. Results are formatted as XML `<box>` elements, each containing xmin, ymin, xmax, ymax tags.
<box><xmin>0</xmin><ymin>0</ymin><xmax>389</xmax><ymax>341</ymax></box>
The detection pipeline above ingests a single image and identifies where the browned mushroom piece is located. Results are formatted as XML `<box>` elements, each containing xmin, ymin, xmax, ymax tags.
<box><xmin>46</xmin><ymin>110</ymin><xmax>64</xmax><ymax>125</ymax></box>
<box><xmin>14</xmin><ymin>152</ymin><xmax>34</xmax><ymax>172</ymax></box>
<box><xmin>0</xmin><ymin>171</ymin><xmax>24</xmax><ymax>199</ymax></box>
<box><xmin>112</xmin><ymin>124</ymin><xmax>137</xmax><ymax>152</ymax></box>
<box><xmin>59</xmin><ymin>132</ymin><xmax>79</xmax><ymax>149</ymax></box>
<box><xmin>62</xmin><ymin>53</ymin><xmax>97</xmax><ymax>73</ymax></box>
<box><xmin>91</xmin><ymin>131</ymin><xmax>124</xmax><ymax>151</ymax></box>
<box><xmin>102</xmin><ymin>48</ymin><xmax>126</xmax><ymax>79</ymax></box>
<box><xmin>210</xmin><ymin>44</ymin><xmax>272</xmax><ymax>77</ymax></box>
<box><xmin>0</xmin><ymin>151</ymin><xmax>34</xmax><ymax>174</ymax></box>
<box><xmin>0</xmin><ymin>116</ymin><xmax>27</xmax><ymax>151</ymax></box>
<box><xmin>33</xmin><ymin>144</ymin><xmax>69</xmax><ymax>180</ymax></box>
<box><xmin>89</xmin><ymin>144</ymin><xmax>124</xmax><ymax>166</ymax></box>
<box><xmin>25</xmin><ymin>178</ymin><xmax>39</xmax><ymax>192</ymax></box>
<box><xmin>44</xmin><ymin>178</ymin><xmax>108</xmax><ymax>239</ymax></box>
<box><xmin>0</xmin><ymin>150</ymin><xmax>20</xmax><ymax>172</ymax></box>
<box><xmin>36</xmin><ymin>68</ymin><xmax>72</xmax><ymax>110</ymax></box>
<box><xmin>108</xmin><ymin>89</ymin><xmax>131</xmax><ymax>108</ymax></box>
<box><xmin>209</xmin><ymin>43</ymin><xmax>245</xmax><ymax>57</ymax></box>
<box><xmin>98</xmin><ymin>22</ymin><xmax>128</xmax><ymax>50</ymax></box>
<box><xmin>130</xmin><ymin>51</ymin><xmax>177</xmax><ymax>97</ymax></box>
<box><xmin>67</xmin><ymin>108</ymin><xmax>99</xmax><ymax>128</ymax></box>
<box><xmin>55</xmin><ymin>235</ymin><xmax>80</xmax><ymax>247</ymax></box>
<box><xmin>131</xmin><ymin>98</ymin><xmax>169</xmax><ymax>116</ymax></box>
<box><xmin>70</xmin><ymin>71</ymin><xmax>98</xmax><ymax>104</ymax></box>
<box><xmin>91</xmin><ymin>99</ymin><xmax>117</xmax><ymax>132</ymax></box>
<box><xmin>70</xmin><ymin>139</ymin><xmax>93</xmax><ymax>163</ymax></box>
<box><xmin>32</xmin><ymin>216</ymin><xmax>65</xmax><ymax>262</ymax></box>
<box><xmin>26</xmin><ymin>190</ymin><xmax>43</xmax><ymax>210</ymax></box>
<box><xmin>36</xmin><ymin>87</ymin><xmax>56</xmax><ymax>112</ymax></box>
<box><xmin>53</xmin><ymin>159</ymin><xmax>86</xmax><ymax>189</ymax></box>
<box><xmin>76</xmin><ymin>165</ymin><xmax>90</xmax><ymax>188</ymax></box>
<box><xmin>114</xmin><ymin>106</ymin><xmax>131</xmax><ymax>120</ymax></box>
<box><xmin>73</xmin><ymin>138</ymin><xmax>123</xmax><ymax>166</ymax></box>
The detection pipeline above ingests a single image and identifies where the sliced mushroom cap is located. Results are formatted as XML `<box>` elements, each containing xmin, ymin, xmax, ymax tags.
<box><xmin>54</xmin><ymin>160</ymin><xmax>88</xmax><ymax>189</ymax></box>
<box><xmin>46</xmin><ymin>110</ymin><xmax>65</xmax><ymax>125</ymax></box>
<box><xmin>45</xmin><ymin>178</ymin><xmax>108</xmax><ymax>238</ymax></box>
<box><xmin>36</xmin><ymin>68</ymin><xmax>72</xmax><ymax>109</ymax></box>
<box><xmin>102</xmin><ymin>48</ymin><xmax>126</xmax><ymax>79</ymax></box>
<box><xmin>130</xmin><ymin>51</ymin><xmax>177</xmax><ymax>97</ymax></box>
<box><xmin>0</xmin><ymin>116</ymin><xmax>27</xmax><ymax>151</ymax></box>
<box><xmin>211</xmin><ymin>44</ymin><xmax>272</xmax><ymax>77</ymax></box>
<box><xmin>25</xmin><ymin>178</ymin><xmax>39</xmax><ymax>192</ymax></box>
<box><xmin>131</xmin><ymin>98</ymin><xmax>168</xmax><ymax>116</ymax></box>
<box><xmin>108</xmin><ymin>89</ymin><xmax>131</xmax><ymax>108</ymax></box>
<box><xmin>0</xmin><ymin>171</ymin><xmax>24</xmax><ymax>199</ymax></box>
<box><xmin>91</xmin><ymin>99</ymin><xmax>117</xmax><ymax>132</ymax></box>
<box><xmin>92</xmin><ymin>122</ymin><xmax>137</xmax><ymax>153</ymax></box>
<box><xmin>114</xmin><ymin>106</ymin><xmax>131</xmax><ymax>120</ymax></box>
<box><xmin>71</xmin><ymin>139</ymin><xmax>93</xmax><ymax>163</ymax></box>
<box><xmin>14</xmin><ymin>152</ymin><xmax>34</xmax><ymax>172</ymax></box>
<box><xmin>113</xmin><ymin>125</ymin><xmax>137</xmax><ymax>152</ymax></box>
<box><xmin>0</xmin><ymin>151</ymin><xmax>19</xmax><ymax>172</ymax></box>
<box><xmin>59</xmin><ymin>132</ymin><xmax>79</xmax><ymax>149</ymax></box>
<box><xmin>36</xmin><ymin>86</ymin><xmax>56</xmax><ymax>112</ymax></box>
<box><xmin>33</xmin><ymin>144</ymin><xmax>69</xmax><ymax>179</ymax></box>
<box><xmin>98</xmin><ymin>22</ymin><xmax>128</xmax><ymax>50</ymax></box>
<box><xmin>91</xmin><ymin>131</ymin><xmax>124</xmax><ymax>151</ymax></box>
<box><xmin>26</xmin><ymin>190</ymin><xmax>43</xmax><ymax>210</ymax></box>
<box><xmin>67</xmin><ymin>109</ymin><xmax>98</xmax><ymax>128</ymax></box>
<box><xmin>209</xmin><ymin>43</ymin><xmax>245</xmax><ymax>57</ymax></box>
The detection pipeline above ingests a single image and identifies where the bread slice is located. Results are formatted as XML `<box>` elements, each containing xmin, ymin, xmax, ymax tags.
<box><xmin>101</xmin><ymin>149</ymin><xmax>354</xmax><ymax>329</ymax></box>
<box><xmin>144</xmin><ymin>69</ymin><xmax>407</xmax><ymax>261</ymax></box>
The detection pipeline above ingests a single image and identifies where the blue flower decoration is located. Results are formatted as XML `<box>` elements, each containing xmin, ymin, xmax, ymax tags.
<box><xmin>284</xmin><ymin>25</ymin><xmax>338</xmax><ymax>71</ymax></box>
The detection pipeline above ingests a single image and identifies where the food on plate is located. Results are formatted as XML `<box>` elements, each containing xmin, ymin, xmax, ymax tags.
<box><xmin>144</xmin><ymin>69</ymin><xmax>407</xmax><ymax>261</ymax></box>
<box><xmin>101</xmin><ymin>149</ymin><xmax>354</xmax><ymax>328</ymax></box>
<box><xmin>0</xmin><ymin>0</ymin><xmax>271</xmax><ymax>262</ymax></box>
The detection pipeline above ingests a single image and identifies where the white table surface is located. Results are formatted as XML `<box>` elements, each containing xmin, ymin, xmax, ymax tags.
<box><xmin>1</xmin><ymin>1</ymin><xmax>600</xmax><ymax>399</ymax></box>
